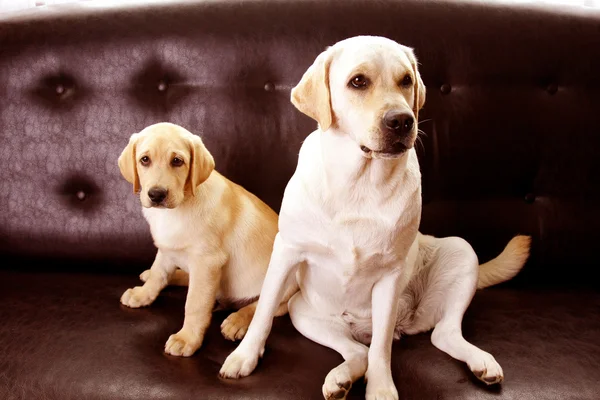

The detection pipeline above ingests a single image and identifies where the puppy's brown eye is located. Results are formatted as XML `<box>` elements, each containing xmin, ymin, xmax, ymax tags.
<box><xmin>349</xmin><ymin>75</ymin><xmax>368</xmax><ymax>89</ymax></box>
<box><xmin>171</xmin><ymin>157</ymin><xmax>184</xmax><ymax>167</ymax></box>
<box><xmin>140</xmin><ymin>156</ymin><xmax>150</xmax><ymax>166</ymax></box>
<box><xmin>401</xmin><ymin>75</ymin><xmax>413</xmax><ymax>87</ymax></box>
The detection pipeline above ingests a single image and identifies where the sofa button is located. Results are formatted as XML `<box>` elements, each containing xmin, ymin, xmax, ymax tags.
<box><xmin>546</xmin><ymin>83</ymin><xmax>558</xmax><ymax>95</ymax></box>
<box><xmin>264</xmin><ymin>82</ymin><xmax>275</xmax><ymax>92</ymax></box>
<box><xmin>76</xmin><ymin>190</ymin><xmax>86</xmax><ymax>201</ymax></box>
<box><xmin>157</xmin><ymin>80</ymin><xmax>168</xmax><ymax>92</ymax></box>
<box><xmin>55</xmin><ymin>83</ymin><xmax>65</xmax><ymax>95</ymax></box>
<box><xmin>440</xmin><ymin>83</ymin><xmax>451</xmax><ymax>94</ymax></box>
<box><xmin>524</xmin><ymin>193</ymin><xmax>536</xmax><ymax>203</ymax></box>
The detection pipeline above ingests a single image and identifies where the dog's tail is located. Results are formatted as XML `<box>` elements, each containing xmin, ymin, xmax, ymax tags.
<box><xmin>477</xmin><ymin>235</ymin><xmax>531</xmax><ymax>289</ymax></box>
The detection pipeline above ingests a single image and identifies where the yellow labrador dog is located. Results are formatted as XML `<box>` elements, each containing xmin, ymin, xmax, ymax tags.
<box><xmin>118</xmin><ymin>122</ymin><xmax>296</xmax><ymax>357</ymax></box>
<box><xmin>220</xmin><ymin>36</ymin><xmax>530</xmax><ymax>399</ymax></box>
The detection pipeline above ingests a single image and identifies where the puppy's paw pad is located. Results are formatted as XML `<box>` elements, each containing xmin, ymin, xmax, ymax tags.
<box><xmin>139</xmin><ymin>269</ymin><xmax>151</xmax><ymax>282</ymax></box>
<box><xmin>120</xmin><ymin>286</ymin><xmax>154</xmax><ymax>308</ymax></box>
<box><xmin>469</xmin><ymin>352</ymin><xmax>503</xmax><ymax>385</ymax></box>
<box><xmin>220</xmin><ymin>312</ymin><xmax>251</xmax><ymax>341</ymax></box>
<box><xmin>219</xmin><ymin>349</ymin><xmax>261</xmax><ymax>379</ymax></box>
<box><xmin>164</xmin><ymin>331</ymin><xmax>202</xmax><ymax>357</ymax></box>
<box><xmin>323</xmin><ymin>366</ymin><xmax>353</xmax><ymax>400</ymax></box>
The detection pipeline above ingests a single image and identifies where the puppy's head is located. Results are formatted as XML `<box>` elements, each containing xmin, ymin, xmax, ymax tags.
<box><xmin>291</xmin><ymin>36</ymin><xmax>426</xmax><ymax>159</ymax></box>
<box><xmin>118</xmin><ymin>122</ymin><xmax>215</xmax><ymax>208</ymax></box>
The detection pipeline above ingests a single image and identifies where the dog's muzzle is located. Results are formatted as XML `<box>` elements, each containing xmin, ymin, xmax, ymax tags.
<box><xmin>360</xmin><ymin>110</ymin><xmax>416</xmax><ymax>158</ymax></box>
<box><xmin>383</xmin><ymin>109</ymin><xmax>414</xmax><ymax>135</ymax></box>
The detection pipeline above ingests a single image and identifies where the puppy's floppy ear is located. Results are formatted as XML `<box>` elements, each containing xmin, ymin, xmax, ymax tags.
<box><xmin>408</xmin><ymin>49</ymin><xmax>426</xmax><ymax>120</ymax></box>
<box><xmin>291</xmin><ymin>46</ymin><xmax>335</xmax><ymax>131</ymax></box>
<box><xmin>118</xmin><ymin>133</ymin><xmax>141</xmax><ymax>193</ymax></box>
<box><xmin>187</xmin><ymin>134</ymin><xmax>215</xmax><ymax>196</ymax></box>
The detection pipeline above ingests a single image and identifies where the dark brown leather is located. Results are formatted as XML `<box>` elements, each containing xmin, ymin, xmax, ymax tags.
<box><xmin>1</xmin><ymin>270</ymin><xmax>599</xmax><ymax>400</ymax></box>
<box><xmin>1</xmin><ymin>0</ymin><xmax>599</xmax><ymax>399</ymax></box>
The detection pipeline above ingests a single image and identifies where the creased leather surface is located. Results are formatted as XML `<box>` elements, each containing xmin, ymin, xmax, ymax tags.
<box><xmin>0</xmin><ymin>271</ymin><xmax>598</xmax><ymax>400</ymax></box>
<box><xmin>0</xmin><ymin>0</ymin><xmax>599</xmax><ymax>285</ymax></box>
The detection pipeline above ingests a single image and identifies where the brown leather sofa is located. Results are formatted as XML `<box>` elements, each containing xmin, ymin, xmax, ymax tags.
<box><xmin>1</xmin><ymin>1</ymin><xmax>599</xmax><ymax>399</ymax></box>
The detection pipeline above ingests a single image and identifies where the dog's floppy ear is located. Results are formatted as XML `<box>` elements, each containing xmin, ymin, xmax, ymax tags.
<box><xmin>291</xmin><ymin>46</ymin><xmax>335</xmax><ymax>131</ymax></box>
<box><xmin>408</xmin><ymin>49</ymin><xmax>426</xmax><ymax>120</ymax></box>
<box><xmin>118</xmin><ymin>133</ymin><xmax>141</xmax><ymax>193</ymax></box>
<box><xmin>187</xmin><ymin>134</ymin><xmax>215</xmax><ymax>196</ymax></box>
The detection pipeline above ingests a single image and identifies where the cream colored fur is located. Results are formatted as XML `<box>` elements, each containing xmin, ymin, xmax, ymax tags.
<box><xmin>219</xmin><ymin>36</ymin><xmax>530</xmax><ymax>399</ymax></box>
<box><xmin>118</xmin><ymin>122</ymin><xmax>296</xmax><ymax>357</ymax></box>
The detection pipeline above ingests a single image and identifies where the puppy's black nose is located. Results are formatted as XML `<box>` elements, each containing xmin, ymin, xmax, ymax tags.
<box><xmin>383</xmin><ymin>110</ymin><xmax>414</xmax><ymax>135</ymax></box>
<box><xmin>148</xmin><ymin>187</ymin><xmax>168</xmax><ymax>204</ymax></box>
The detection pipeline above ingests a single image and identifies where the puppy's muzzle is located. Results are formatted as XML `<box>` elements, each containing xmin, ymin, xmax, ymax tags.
<box><xmin>148</xmin><ymin>186</ymin><xmax>168</xmax><ymax>206</ymax></box>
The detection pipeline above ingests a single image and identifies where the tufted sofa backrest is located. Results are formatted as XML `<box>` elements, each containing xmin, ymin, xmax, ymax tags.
<box><xmin>1</xmin><ymin>0</ymin><xmax>599</xmax><ymax>287</ymax></box>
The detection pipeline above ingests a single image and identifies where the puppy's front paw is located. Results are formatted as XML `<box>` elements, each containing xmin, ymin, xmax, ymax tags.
<box><xmin>219</xmin><ymin>346</ymin><xmax>263</xmax><ymax>379</ymax></box>
<box><xmin>139</xmin><ymin>269</ymin><xmax>151</xmax><ymax>282</ymax></box>
<box><xmin>221</xmin><ymin>311</ymin><xmax>251</xmax><ymax>341</ymax></box>
<box><xmin>120</xmin><ymin>286</ymin><xmax>156</xmax><ymax>308</ymax></box>
<box><xmin>365</xmin><ymin>367</ymin><xmax>398</xmax><ymax>400</ymax></box>
<box><xmin>469</xmin><ymin>351</ymin><xmax>504</xmax><ymax>385</ymax></box>
<box><xmin>164</xmin><ymin>329</ymin><xmax>203</xmax><ymax>357</ymax></box>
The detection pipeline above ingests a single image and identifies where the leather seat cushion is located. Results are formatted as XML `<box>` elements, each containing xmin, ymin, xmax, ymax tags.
<box><xmin>1</xmin><ymin>269</ymin><xmax>598</xmax><ymax>400</ymax></box>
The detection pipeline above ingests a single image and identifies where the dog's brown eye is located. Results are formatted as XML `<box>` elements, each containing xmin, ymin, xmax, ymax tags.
<box><xmin>140</xmin><ymin>156</ymin><xmax>150</xmax><ymax>166</ymax></box>
<box><xmin>349</xmin><ymin>75</ymin><xmax>368</xmax><ymax>89</ymax></box>
<box><xmin>401</xmin><ymin>75</ymin><xmax>413</xmax><ymax>87</ymax></box>
<box><xmin>171</xmin><ymin>157</ymin><xmax>184</xmax><ymax>167</ymax></box>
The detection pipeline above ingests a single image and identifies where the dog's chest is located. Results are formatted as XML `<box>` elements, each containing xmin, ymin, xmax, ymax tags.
<box><xmin>286</xmin><ymin>180</ymin><xmax>421</xmax><ymax>315</ymax></box>
<box><xmin>313</xmin><ymin>195</ymin><xmax>416</xmax><ymax>263</ymax></box>
<box><xmin>329</xmin><ymin>216</ymin><xmax>396</xmax><ymax>268</ymax></box>
<box><xmin>296</xmin><ymin>207</ymin><xmax>412</xmax><ymax>302</ymax></box>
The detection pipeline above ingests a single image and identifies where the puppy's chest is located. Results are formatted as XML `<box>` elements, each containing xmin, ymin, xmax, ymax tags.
<box><xmin>144</xmin><ymin>210</ymin><xmax>196</xmax><ymax>251</ymax></box>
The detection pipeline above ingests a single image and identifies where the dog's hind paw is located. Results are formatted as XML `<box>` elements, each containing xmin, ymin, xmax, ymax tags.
<box><xmin>469</xmin><ymin>352</ymin><xmax>504</xmax><ymax>385</ymax></box>
<box><xmin>322</xmin><ymin>365</ymin><xmax>353</xmax><ymax>399</ymax></box>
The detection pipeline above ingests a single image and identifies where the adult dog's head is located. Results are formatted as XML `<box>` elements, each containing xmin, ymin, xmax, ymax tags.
<box><xmin>291</xmin><ymin>36</ymin><xmax>426</xmax><ymax>159</ymax></box>
<box><xmin>118</xmin><ymin>122</ymin><xmax>215</xmax><ymax>208</ymax></box>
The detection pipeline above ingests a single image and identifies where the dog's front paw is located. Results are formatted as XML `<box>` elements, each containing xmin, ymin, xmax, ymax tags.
<box><xmin>365</xmin><ymin>384</ymin><xmax>399</xmax><ymax>400</ymax></box>
<box><xmin>221</xmin><ymin>311</ymin><xmax>251</xmax><ymax>341</ymax></box>
<box><xmin>164</xmin><ymin>329</ymin><xmax>203</xmax><ymax>357</ymax></box>
<box><xmin>120</xmin><ymin>286</ymin><xmax>155</xmax><ymax>308</ymax></box>
<box><xmin>365</xmin><ymin>367</ymin><xmax>398</xmax><ymax>400</ymax></box>
<box><xmin>468</xmin><ymin>352</ymin><xmax>504</xmax><ymax>385</ymax></box>
<box><xmin>219</xmin><ymin>346</ymin><xmax>263</xmax><ymax>379</ymax></box>
<box><xmin>139</xmin><ymin>269</ymin><xmax>151</xmax><ymax>282</ymax></box>
<box><xmin>322</xmin><ymin>364</ymin><xmax>353</xmax><ymax>399</ymax></box>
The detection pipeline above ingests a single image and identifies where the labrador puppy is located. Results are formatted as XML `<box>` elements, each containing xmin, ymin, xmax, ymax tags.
<box><xmin>118</xmin><ymin>122</ymin><xmax>296</xmax><ymax>357</ymax></box>
<box><xmin>219</xmin><ymin>36</ymin><xmax>530</xmax><ymax>399</ymax></box>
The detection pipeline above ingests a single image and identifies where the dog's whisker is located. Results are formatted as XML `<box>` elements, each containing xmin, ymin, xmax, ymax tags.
<box><xmin>416</xmin><ymin>134</ymin><xmax>426</xmax><ymax>155</ymax></box>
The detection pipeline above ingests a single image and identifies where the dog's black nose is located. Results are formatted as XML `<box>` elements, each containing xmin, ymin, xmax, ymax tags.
<box><xmin>148</xmin><ymin>187</ymin><xmax>168</xmax><ymax>204</ymax></box>
<box><xmin>383</xmin><ymin>110</ymin><xmax>414</xmax><ymax>135</ymax></box>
